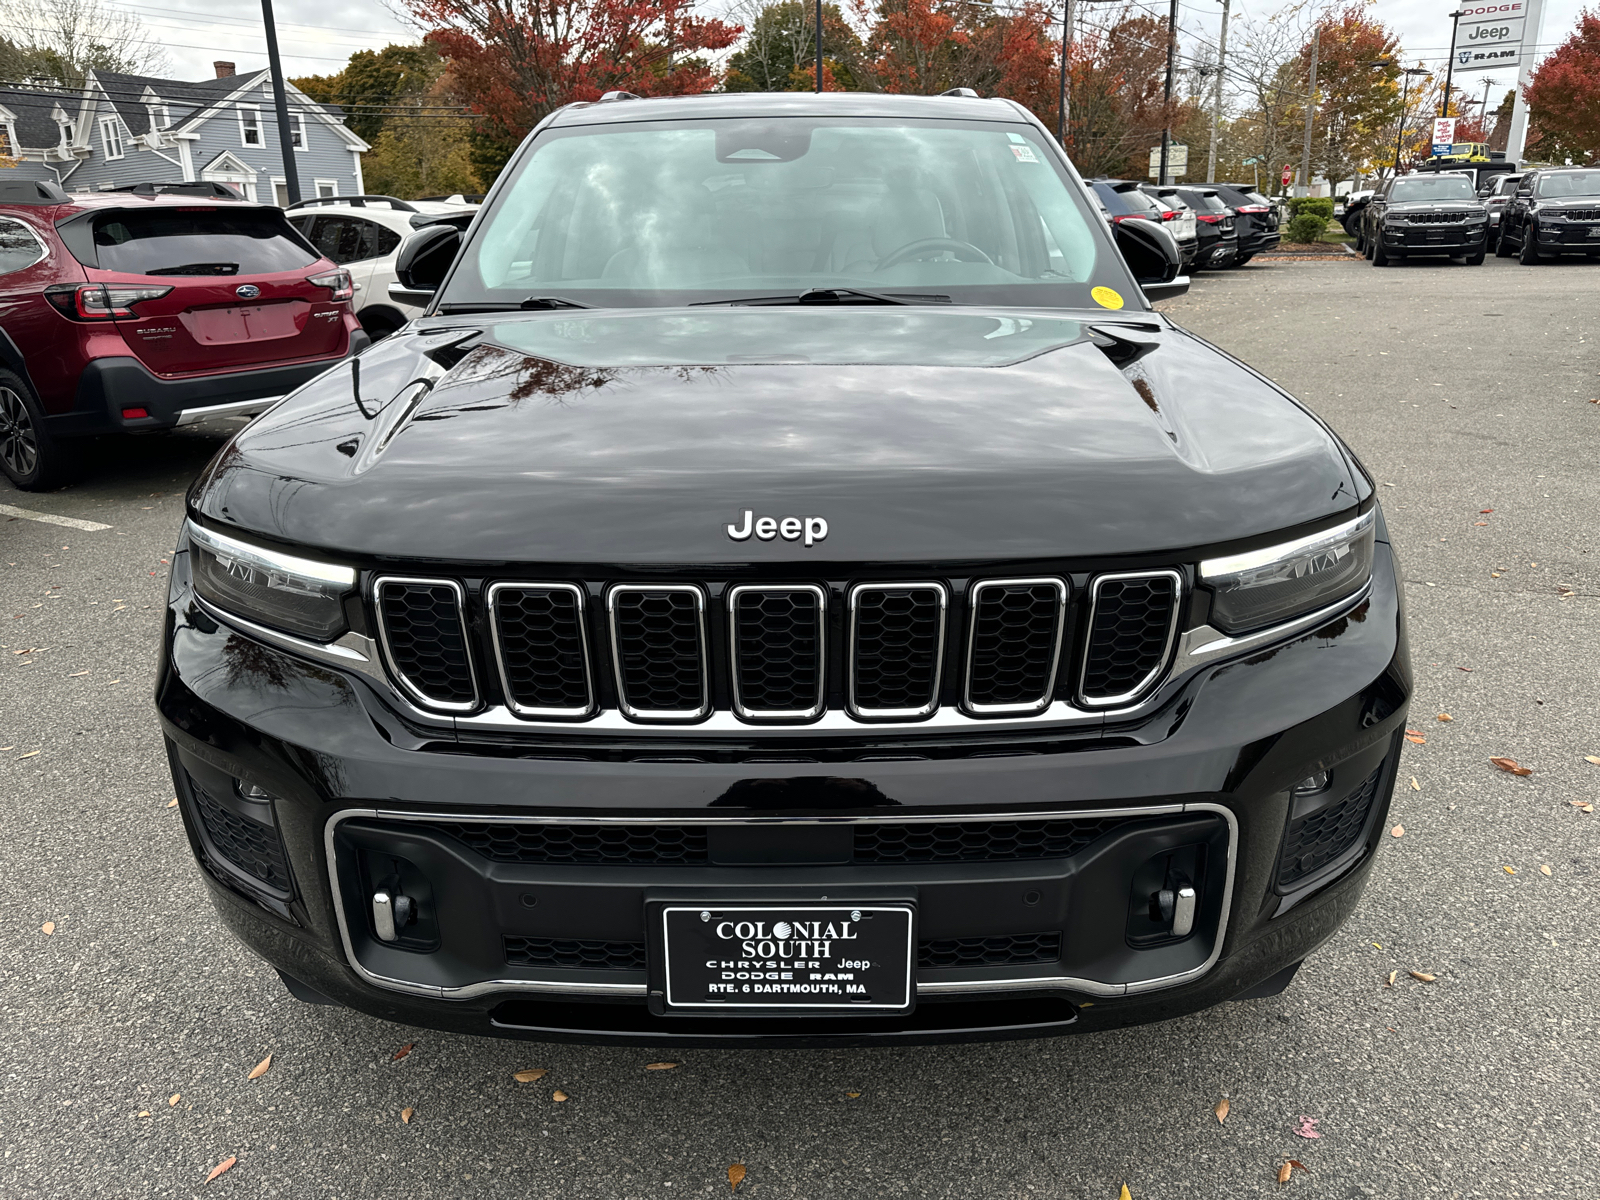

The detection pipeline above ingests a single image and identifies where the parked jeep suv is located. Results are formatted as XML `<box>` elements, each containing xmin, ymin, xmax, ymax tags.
<box><xmin>159</xmin><ymin>92</ymin><xmax>1408</xmax><ymax>1047</ymax></box>
<box><xmin>0</xmin><ymin>179</ymin><xmax>365</xmax><ymax>489</ymax></box>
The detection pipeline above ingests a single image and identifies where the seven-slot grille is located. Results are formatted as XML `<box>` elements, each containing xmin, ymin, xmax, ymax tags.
<box><xmin>372</xmin><ymin>571</ymin><xmax>1189</xmax><ymax>722</ymax></box>
<box><xmin>1407</xmin><ymin>212</ymin><xmax>1469</xmax><ymax>224</ymax></box>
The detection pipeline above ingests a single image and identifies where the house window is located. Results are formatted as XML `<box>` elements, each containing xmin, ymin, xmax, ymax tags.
<box><xmin>291</xmin><ymin>112</ymin><xmax>305</xmax><ymax>149</ymax></box>
<box><xmin>100</xmin><ymin>116</ymin><xmax>124</xmax><ymax>160</ymax></box>
<box><xmin>0</xmin><ymin>123</ymin><xmax>14</xmax><ymax>158</ymax></box>
<box><xmin>273</xmin><ymin>179</ymin><xmax>289</xmax><ymax>207</ymax></box>
<box><xmin>315</xmin><ymin>179</ymin><xmax>337</xmax><ymax>198</ymax></box>
<box><xmin>58</xmin><ymin>119</ymin><xmax>74</xmax><ymax>148</ymax></box>
<box><xmin>238</xmin><ymin>105</ymin><xmax>261</xmax><ymax>146</ymax></box>
<box><xmin>148</xmin><ymin>103</ymin><xmax>170</xmax><ymax>131</ymax></box>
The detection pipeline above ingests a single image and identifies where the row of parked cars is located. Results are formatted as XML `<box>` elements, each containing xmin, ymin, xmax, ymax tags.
<box><xmin>1089</xmin><ymin>178</ymin><xmax>1280</xmax><ymax>273</ymax></box>
<box><xmin>1343</xmin><ymin>166</ymin><xmax>1600</xmax><ymax>267</ymax></box>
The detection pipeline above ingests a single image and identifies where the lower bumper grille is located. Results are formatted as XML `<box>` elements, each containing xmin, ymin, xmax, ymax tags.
<box><xmin>189</xmin><ymin>778</ymin><xmax>292</xmax><ymax>895</ymax></box>
<box><xmin>853</xmin><ymin>817</ymin><xmax>1131</xmax><ymax>863</ymax></box>
<box><xmin>918</xmin><ymin>932</ymin><xmax>1061</xmax><ymax>969</ymax></box>
<box><xmin>431</xmin><ymin>821</ymin><xmax>710</xmax><ymax>865</ymax></box>
<box><xmin>502</xmin><ymin>934</ymin><xmax>1063</xmax><ymax>972</ymax></box>
<box><xmin>1277</xmin><ymin>766</ymin><xmax>1382</xmax><ymax>889</ymax></box>
<box><xmin>505</xmin><ymin>936</ymin><xmax>648</xmax><ymax>971</ymax></box>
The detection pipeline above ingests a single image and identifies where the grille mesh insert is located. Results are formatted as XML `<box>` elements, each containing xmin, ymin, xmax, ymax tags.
<box><xmin>504</xmin><ymin>936</ymin><xmax>646</xmax><ymax>971</ymax></box>
<box><xmin>378</xmin><ymin>580</ymin><xmax>475</xmax><ymax>706</ymax></box>
<box><xmin>492</xmin><ymin>585</ymin><xmax>591</xmax><ymax>714</ymax></box>
<box><xmin>919</xmin><ymin>932</ymin><xmax>1062</xmax><ymax>969</ymax></box>
<box><xmin>967</xmin><ymin>582</ymin><xmax>1064</xmax><ymax>709</ymax></box>
<box><xmin>732</xmin><ymin>587</ymin><xmax>823</xmax><ymax>716</ymax></box>
<box><xmin>1081</xmin><ymin>574</ymin><xmax>1178</xmax><ymax>704</ymax></box>
<box><xmin>1278</xmin><ymin>767</ymin><xmax>1382</xmax><ymax>888</ymax></box>
<box><xmin>611</xmin><ymin>589</ymin><xmax>706</xmax><ymax>715</ymax></box>
<box><xmin>855</xmin><ymin>817</ymin><xmax>1131</xmax><ymax>863</ymax></box>
<box><xmin>429</xmin><ymin>822</ymin><xmax>710</xmax><ymax>865</ymax></box>
<box><xmin>852</xmin><ymin>586</ymin><xmax>944</xmax><ymax>714</ymax></box>
<box><xmin>189</xmin><ymin>779</ymin><xmax>291</xmax><ymax>893</ymax></box>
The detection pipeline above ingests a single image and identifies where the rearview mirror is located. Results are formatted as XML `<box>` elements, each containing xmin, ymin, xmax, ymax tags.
<box><xmin>390</xmin><ymin>224</ymin><xmax>462</xmax><ymax>306</ymax></box>
<box><xmin>1114</xmin><ymin>217</ymin><xmax>1188</xmax><ymax>302</ymax></box>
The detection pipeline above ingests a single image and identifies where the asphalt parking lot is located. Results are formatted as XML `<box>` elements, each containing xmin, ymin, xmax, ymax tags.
<box><xmin>1</xmin><ymin>253</ymin><xmax>1596</xmax><ymax>1199</ymax></box>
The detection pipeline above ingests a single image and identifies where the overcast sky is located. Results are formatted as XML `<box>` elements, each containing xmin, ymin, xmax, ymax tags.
<box><xmin>122</xmin><ymin>0</ymin><xmax>1587</xmax><ymax>90</ymax></box>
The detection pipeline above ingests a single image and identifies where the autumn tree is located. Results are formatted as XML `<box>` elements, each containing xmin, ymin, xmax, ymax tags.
<box><xmin>1301</xmin><ymin>6</ymin><xmax>1402</xmax><ymax>184</ymax></box>
<box><xmin>723</xmin><ymin>0</ymin><xmax>863</xmax><ymax>91</ymax></box>
<box><xmin>1063</xmin><ymin>10</ymin><xmax>1192</xmax><ymax>179</ymax></box>
<box><xmin>1525</xmin><ymin>8</ymin><xmax>1600</xmax><ymax>163</ymax></box>
<box><xmin>293</xmin><ymin>43</ymin><xmax>447</xmax><ymax>146</ymax></box>
<box><xmin>407</xmin><ymin>0</ymin><xmax>742</xmax><ymax>185</ymax></box>
<box><xmin>853</xmin><ymin>0</ymin><xmax>1056</xmax><ymax>108</ymax></box>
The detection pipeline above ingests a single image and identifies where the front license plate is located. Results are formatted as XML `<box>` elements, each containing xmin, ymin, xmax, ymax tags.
<box><xmin>659</xmin><ymin>904</ymin><xmax>914</xmax><ymax>1011</ymax></box>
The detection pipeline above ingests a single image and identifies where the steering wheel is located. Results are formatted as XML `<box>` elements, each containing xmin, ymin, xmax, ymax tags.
<box><xmin>876</xmin><ymin>237</ymin><xmax>995</xmax><ymax>269</ymax></box>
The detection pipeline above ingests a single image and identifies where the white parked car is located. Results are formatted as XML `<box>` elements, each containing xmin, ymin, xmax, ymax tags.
<box><xmin>285</xmin><ymin>196</ymin><xmax>477</xmax><ymax>340</ymax></box>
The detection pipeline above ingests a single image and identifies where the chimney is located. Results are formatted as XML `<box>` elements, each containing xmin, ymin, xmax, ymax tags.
<box><xmin>213</xmin><ymin>61</ymin><xmax>236</xmax><ymax>79</ymax></box>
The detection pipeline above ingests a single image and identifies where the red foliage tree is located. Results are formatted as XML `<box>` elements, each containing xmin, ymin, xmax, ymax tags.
<box><xmin>410</xmin><ymin>0</ymin><xmax>742</xmax><ymax>180</ymax></box>
<box><xmin>1524</xmin><ymin>8</ymin><xmax>1600</xmax><ymax>162</ymax></box>
<box><xmin>854</xmin><ymin>0</ymin><xmax>1056</xmax><ymax>113</ymax></box>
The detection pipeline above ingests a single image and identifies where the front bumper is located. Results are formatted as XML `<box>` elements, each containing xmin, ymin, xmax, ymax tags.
<box><xmin>156</xmin><ymin>541</ymin><xmax>1410</xmax><ymax>1046</ymax></box>
<box><xmin>1384</xmin><ymin>223</ymin><xmax>1487</xmax><ymax>253</ymax></box>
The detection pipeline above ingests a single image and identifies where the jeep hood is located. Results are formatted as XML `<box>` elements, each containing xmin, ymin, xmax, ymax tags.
<box><xmin>192</xmin><ymin>307</ymin><xmax>1361</xmax><ymax>563</ymax></box>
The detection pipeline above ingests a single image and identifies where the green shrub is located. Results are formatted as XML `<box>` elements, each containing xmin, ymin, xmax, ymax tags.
<box><xmin>1285</xmin><ymin>214</ymin><xmax>1328</xmax><ymax>243</ymax></box>
<box><xmin>1287</xmin><ymin>197</ymin><xmax>1335</xmax><ymax>221</ymax></box>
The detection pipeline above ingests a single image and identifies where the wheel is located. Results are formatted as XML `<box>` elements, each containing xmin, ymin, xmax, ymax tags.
<box><xmin>1354</xmin><ymin>229</ymin><xmax>1365</xmax><ymax>253</ymax></box>
<box><xmin>1465</xmin><ymin>248</ymin><xmax>1485</xmax><ymax>265</ymax></box>
<box><xmin>1372</xmin><ymin>236</ymin><xmax>1391</xmax><ymax>266</ymax></box>
<box><xmin>1495</xmin><ymin>229</ymin><xmax>1515</xmax><ymax>257</ymax></box>
<box><xmin>0</xmin><ymin>370</ymin><xmax>73</xmax><ymax>492</ymax></box>
<box><xmin>1519</xmin><ymin>230</ymin><xmax>1543</xmax><ymax>264</ymax></box>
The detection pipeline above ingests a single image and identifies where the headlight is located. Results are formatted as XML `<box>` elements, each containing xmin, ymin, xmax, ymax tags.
<box><xmin>1201</xmin><ymin>511</ymin><xmax>1375</xmax><ymax>634</ymax></box>
<box><xmin>187</xmin><ymin>520</ymin><xmax>355</xmax><ymax>641</ymax></box>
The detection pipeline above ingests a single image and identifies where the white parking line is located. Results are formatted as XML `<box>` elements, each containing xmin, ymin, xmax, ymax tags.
<box><xmin>0</xmin><ymin>503</ymin><xmax>112</xmax><ymax>532</ymax></box>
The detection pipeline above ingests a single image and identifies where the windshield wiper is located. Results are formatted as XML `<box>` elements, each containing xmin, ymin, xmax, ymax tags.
<box><xmin>435</xmin><ymin>296</ymin><xmax>596</xmax><ymax>314</ymax></box>
<box><xmin>694</xmin><ymin>287</ymin><xmax>952</xmax><ymax>307</ymax></box>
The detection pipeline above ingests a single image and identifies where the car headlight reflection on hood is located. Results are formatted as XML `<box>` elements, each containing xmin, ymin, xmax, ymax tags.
<box><xmin>1200</xmin><ymin>511</ymin><xmax>1376</xmax><ymax>634</ymax></box>
<box><xmin>187</xmin><ymin>520</ymin><xmax>355</xmax><ymax>641</ymax></box>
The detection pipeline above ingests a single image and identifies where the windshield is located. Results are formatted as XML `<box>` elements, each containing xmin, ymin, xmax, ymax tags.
<box><xmin>1535</xmin><ymin>170</ymin><xmax>1600</xmax><ymax>197</ymax></box>
<box><xmin>88</xmin><ymin>208</ymin><xmax>317</xmax><ymax>276</ymax></box>
<box><xmin>1389</xmin><ymin>177</ymin><xmax>1476</xmax><ymax>202</ymax></box>
<box><xmin>450</xmin><ymin>117</ymin><xmax>1129</xmax><ymax>309</ymax></box>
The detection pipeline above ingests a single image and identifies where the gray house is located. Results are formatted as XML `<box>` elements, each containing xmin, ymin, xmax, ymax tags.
<box><xmin>0</xmin><ymin>61</ymin><xmax>369</xmax><ymax>203</ymax></box>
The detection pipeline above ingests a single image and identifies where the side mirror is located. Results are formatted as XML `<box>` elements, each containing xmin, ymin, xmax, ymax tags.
<box><xmin>390</xmin><ymin>224</ymin><xmax>462</xmax><ymax>306</ymax></box>
<box><xmin>1114</xmin><ymin>217</ymin><xmax>1188</xmax><ymax>302</ymax></box>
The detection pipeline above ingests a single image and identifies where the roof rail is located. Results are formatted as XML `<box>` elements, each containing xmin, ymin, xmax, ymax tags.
<box><xmin>599</xmin><ymin>90</ymin><xmax>641</xmax><ymax>102</ymax></box>
<box><xmin>0</xmin><ymin>179</ymin><xmax>70</xmax><ymax>205</ymax></box>
<box><xmin>940</xmin><ymin>87</ymin><xmax>980</xmax><ymax>98</ymax></box>
<box><xmin>284</xmin><ymin>195</ymin><xmax>419</xmax><ymax>212</ymax></box>
<box><xmin>113</xmin><ymin>181</ymin><xmax>243</xmax><ymax>199</ymax></box>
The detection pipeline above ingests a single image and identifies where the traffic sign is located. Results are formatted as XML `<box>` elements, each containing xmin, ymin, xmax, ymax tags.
<box><xmin>1281</xmin><ymin>164</ymin><xmax>1294</xmax><ymax>187</ymax></box>
<box><xmin>1147</xmin><ymin>143</ymin><xmax>1189</xmax><ymax>177</ymax></box>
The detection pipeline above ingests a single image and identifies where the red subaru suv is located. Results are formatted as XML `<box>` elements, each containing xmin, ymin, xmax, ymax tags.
<box><xmin>0</xmin><ymin>179</ymin><xmax>366</xmax><ymax>490</ymax></box>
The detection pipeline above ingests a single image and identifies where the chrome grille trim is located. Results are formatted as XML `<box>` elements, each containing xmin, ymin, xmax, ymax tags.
<box><xmin>606</xmin><ymin>584</ymin><xmax>711</xmax><ymax>722</ymax></box>
<box><xmin>727</xmin><ymin>584</ymin><xmax>827</xmax><ymax>722</ymax></box>
<box><xmin>1077</xmin><ymin>569</ymin><xmax>1184</xmax><ymax>709</ymax></box>
<box><xmin>847</xmin><ymin>582</ymin><xmax>948</xmax><ymax>721</ymax></box>
<box><xmin>962</xmin><ymin>576</ymin><xmax>1069</xmax><ymax>716</ymax></box>
<box><xmin>486</xmin><ymin>582</ymin><xmax>595</xmax><ymax>720</ymax></box>
<box><xmin>372</xmin><ymin>575</ymin><xmax>480</xmax><ymax>713</ymax></box>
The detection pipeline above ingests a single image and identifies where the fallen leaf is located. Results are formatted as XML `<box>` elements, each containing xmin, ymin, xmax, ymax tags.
<box><xmin>17</xmin><ymin>750</ymin><xmax>40</xmax><ymax>759</ymax></box>
<box><xmin>1214</xmin><ymin>1097</ymin><xmax>1230</xmax><ymax>1123</ymax></box>
<box><xmin>1295</xmin><ymin>1116</ymin><xmax>1321</xmax><ymax>1139</ymax></box>
<box><xmin>1409</xmin><ymin>776</ymin><xmax>1420</xmax><ymax>791</ymax></box>
<box><xmin>845</xmin><ymin>1091</ymin><xmax>861</xmax><ymax>1099</ymax></box>
<box><xmin>1391</xmin><ymin>825</ymin><xmax>1405</xmax><ymax>838</ymax></box>
<box><xmin>644</xmin><ymin>1062</ymin><xmax>680</xmax><ymax>1071</ymax></box>
<box><xmin>1458</xmin><ymin>665</ymin><xmax>1472</xmax><ymax>671</ymax></box>
<box><xmin>1572</xmin><ymin>802</ymin><xmax>1594</xmax><ymax>813</ymax></box>
<box><xmin>205</xmin><ymin>1156</ymin><xmax>237</xmax><ymax>1183</ymax></box>
<box><xmin>166</xmin><ymin>798</ymin><xmax>179</xmax><ymax>808</ymax></box>
<box><xmin>40</xmin><ymin>921</ymin><xmax>54</xmax><ymax>935</ymax></box>
<box><xmin>1385</xmin><ymin>970</ymin><xmax>1397</xmax><ymax>987</ymax></box>
<box><xmin>169</xmin><ymin>1094</ymin><xmax>180</xmax><ymax>1107</ymax></box>
<box><xmin>401</xmin><ymin>1106</ymin><xmax>414</xmax><ymax>1124</ymax></box>
<box><xmin>1404</xmin><ymin>733</ymin><xmax>1426</xmax><ymax>745</ymax></box>
<box><xmin>1480</xmin><ymin>508</ymin><xmax>1494</xmax><ymax>513</ymax></box>
<box><xmin>138</xmin><ymin>1110</ymin><xmax>150</xmax><ymax>1117</ymax></box>
<box><xmin>67</xmin><ymin>670</ymin><xmax>88</xmax><ymax>677</ymax></box>
<box><xmin>1119</xmin><ymin>1186</ymin><xmax>1132</xmax><ymax>1200</ymax></box>
<box><xmin>1473</xmin><ymin>521</ymin><xmax>1488</xmax><ymax>526</ymax></box>
<box><xmin>1410</xmin><ymin>971</ymin><xmax>1437</xmax><ymax>983</ymax></box>
<box><xmin>512</xmin><ymin>1068</ymin><xmax>548</xmax><ymax>1083</ymax></box>
<box><xmin>1489</xmin><ymin>757</ymin><xmax>1531</xmax><ymax>776</ymax></box>
<box><xmin>1539</xmin><ymin>865</ymin><xmax>1551</xmax><ymax>876</ymax></box>
<box><xmin>1436</xmin><ymin>713</ymin><xmax>1452</xmax><ymax>722</ymax></box>
<box><xmin>552</xmin><ymin>1090</ymin><xmax>568</xmax><ymax>1102</ymax></box>
<box><xmin>1583</xmin><ymin>756</ymin><xmax>1600</xmax><ymax>766</ymax></box>
<box><xmin>1504</xmin><ymin>865</ymin><xmax>1516</xmax><ymax>875</ymax></box>
<box><xmin>247</xmin><ymin>1054</ymin><xmax>272</xmax><ymax>1080</ymax></box>
<box><xmin>729</xmin><ymin>1163</ymin><xmax>747</xmax><ymax>1192</ymax></box>
<box><xmin>1278</xmin><ymin>1163</ymin><xmax>1293</xmax><ymax>1184</ymax></box>
<box><xmin>392</xmin><ymin>1042</ymin><xmax>415</xmax><ymax>1061</ymax></box>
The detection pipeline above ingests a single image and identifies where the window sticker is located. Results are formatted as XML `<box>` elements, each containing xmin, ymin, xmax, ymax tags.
<box><xmin>1091</xmin><ymin>286</ymin><xmax>1125</xmax><ymax>310</ymax></box>
<box><xmin>1010</xmin><ymin>144</ymin><xmax>1039</xmax><ymax>163</ymax></box>
<box><xmin>1007</xmin><ymin>132</ymin><xmax>1027</xmax><ymax>144</ymax></box>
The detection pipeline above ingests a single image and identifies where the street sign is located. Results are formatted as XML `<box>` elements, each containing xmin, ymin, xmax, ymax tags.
<box><xmin>1431</xmin><ymin>117</ymin><xmax>1458</xmax><ymax>146</ymax></box>
<box><xmin>1453</xmin><ymin>2</ymin><xmax>1528</xmax><ymax>73</ymax></box>
<box><xmin>1148</xmin><ymin>143</ymin><xmax>1188</xmax><ymax>177</ymax></box>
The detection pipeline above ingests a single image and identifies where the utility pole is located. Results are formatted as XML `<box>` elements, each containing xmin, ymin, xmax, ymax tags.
<box><xmin>1297</xmin><ymin>26</ymin><xmax>1319</xmax><ymax>198</ymax></box>
<box><xmin>815</xmin><ymin>0</ymin><xmax>824</xmax><ymax>91</ymax></box>
<box><xmin>1440</xmin><ymin>9</ymin><xmax>1464</xmax><ymax>117</ymax></box>
<box><xmin>1157</xmin><ymin>0</ymin><xmax>1178</xmax><ymax>185</ymax></box>
<box><xmin>1206</xmin><ymin>0</ymin><xmax>1230</xmax><ymax>183</ymax></box>
<box><xmin>1057</xmin><ymin>0</ymin><xmax>1073</xmax><ymax>147</ymax></box>
<box><xmin>261</xmin><ymin>0</ymin><xmax>300</xmax><ymax>207</ymax></box>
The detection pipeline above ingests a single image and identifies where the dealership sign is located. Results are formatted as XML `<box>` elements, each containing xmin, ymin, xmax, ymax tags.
<box><xmin>1453</xmin><ymin>3</ymin><xmax>1528</xmax><ymax>72</ymax></box>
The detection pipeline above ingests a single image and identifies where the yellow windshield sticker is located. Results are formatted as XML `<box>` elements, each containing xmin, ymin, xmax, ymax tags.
<box><xmin>1091</xmin><ymin>286</ymin><xmax>1125</xmax><ymax>310</ymax></box>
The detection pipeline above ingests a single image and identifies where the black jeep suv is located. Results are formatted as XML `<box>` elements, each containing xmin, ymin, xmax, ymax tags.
<box><xmin>1359</xmin><ymin>173</ymin><xmax>1489</xmax><ymax>266</ymax></box>
<box><xmin>158</xmin><ymin>92</ymin><xmax>1409</xmax><ymax>1047</ymax></box>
